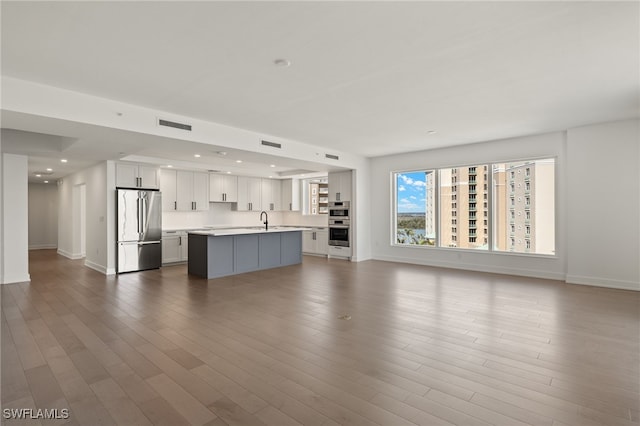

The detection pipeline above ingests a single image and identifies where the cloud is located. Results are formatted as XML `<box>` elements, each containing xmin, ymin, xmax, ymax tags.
<box><xmin>409</xmin><ymin>195</ymin><xmax>417</xmax><ymax>200</ymax></box>
<box><xmin>398</xmin><ymin>185</ymin><xmax>406</xmax><ymax>192</ymax></box>
<box><xmin>399</xmin><ymin>174</ymin><xmax>426</xmax><ymax>190</ymax></box>
<box><xmin>400</xmin><ymin>198</ymin><xmax>409</xmax><ymax>203</ymax></box>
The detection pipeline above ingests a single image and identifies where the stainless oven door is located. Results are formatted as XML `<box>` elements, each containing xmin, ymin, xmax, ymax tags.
<box><xmin>329</xmin><ymin>226</ymin><xmax>350</xmax><ymax>247</ymax></box>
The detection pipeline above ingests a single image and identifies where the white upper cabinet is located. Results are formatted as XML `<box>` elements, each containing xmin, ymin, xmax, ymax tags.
<box><xmin>192</xmin><ymin>172</ymin><xmax>209</xmax><ymax>211</ymax></box>
<box><xmin>281</xmin><ymin>178</ymin><xmax>300</xmax><ymax>211</ymax></box>
<box><xmin>209</xmin><ymin>174</ymin><xmax>238</xmax><ymax>202</ymax></box>
<box><xmin>162</xmin><ymin>169</ymin><xmax>209</xmax><ymax>211</ymax></box>
<box><xmin>328</xmin><ymin>170</ymin><xmax>352</xmax><ymax>202</ymax></box>
<box><xmin>236</xmin><ymin>176</ymin><xmax>262</xmax><ymax>211</ymax></box>
<box><xmin>116</xmin><ymin>163</ymin><xmax>160</xmax><ymax>189</ymax></box>
<box><xmin>260</xmin><ymin>178</ymin><xmax>281</xmax><ymax>211</ymax></box>
<box><xmin>160</xmin><ymin>169</ymin><xmax>178</xmax><ymax>211</ymax></box>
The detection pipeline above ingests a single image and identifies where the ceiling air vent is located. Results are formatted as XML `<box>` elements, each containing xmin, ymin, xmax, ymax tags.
<box><xmin>261</xmin><ymin>140</ymin><xmax>282</xmax><ymax>149</ymax></box>
<box><xmin>325</xmin><ymin>153</ymin><xmax>339</xmax><ymax>160</ymax></box>
<box><xmin>158</xmin><ymin>118</ymin><xmax>192</xmax><ymax>131</ymax></box>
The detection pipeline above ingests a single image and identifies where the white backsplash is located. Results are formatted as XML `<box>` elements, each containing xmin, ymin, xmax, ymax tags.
<box><xmin>162</xmin><ymin>203</ymin><xmax>328</xmax><ymax>230</ymax></box>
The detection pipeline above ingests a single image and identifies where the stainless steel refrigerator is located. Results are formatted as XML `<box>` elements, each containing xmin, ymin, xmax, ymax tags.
<box><xmin>117</xmin><ymin>188</ymin><xmax>162</xmax><ymax>273</ymax></box>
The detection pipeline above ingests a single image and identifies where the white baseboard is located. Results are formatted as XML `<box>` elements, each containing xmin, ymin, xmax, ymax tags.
<box><xmin>1</xmin><ymin>273</ymin><xmax>31</xmax><ymax>284</ymax></box>
<box><xmin>106</xmin><ymin>268</ymin><xmax>116</xmax><ymax>276</ymax></box>
<box><xmin>373</xmin><ymin>255</ymin><xmax>566</xmax><ymax>282</ymax></box>
<box><xmin>566</xmin><ymin>275</ymin><xmax>640</xmax><ymax>291</ymax></box>
<box><xmin>84</xmin><ymin>260</ymin><xmax>108</xmax><ymax>275</ymax></box>
<box><xmin>29</xmin><ymin>244</ymin><xmax>57</xmax><ymax>250</ymax></box>
<box><xmin>57</xmin><ymin>248</ymin><xmax>83</xmax><ymax>260</ymax></box>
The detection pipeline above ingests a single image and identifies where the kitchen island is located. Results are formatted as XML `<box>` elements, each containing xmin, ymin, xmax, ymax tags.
<box><xmin>187</xmin><ymin>227</ymin><xmax>306</xmax><ymax>279</ymax></box>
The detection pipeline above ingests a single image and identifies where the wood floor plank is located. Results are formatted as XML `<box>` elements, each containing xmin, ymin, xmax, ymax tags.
<box><xmin>90</xmin><ymin>377</ymin><xmax>153</xmax><ymax>426</ymax></box>
<box><xmin>5</xmin><ymin>250</ymin><xmax>638</xmax><ymax>426</ymax></box>
<box><xmin>146</xmin><ymin>373</ymin><xmax>217</xmax><ymax>426</ymax></box>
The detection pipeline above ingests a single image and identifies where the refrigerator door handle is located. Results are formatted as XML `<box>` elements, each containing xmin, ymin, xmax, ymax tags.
<box><xmin>136</xmin><ymin>197</ymin><xmax>141</xmax><ymax>235</ymax></box>
<box><xmin>137</xmin><ymin>241</ymin><xmax>158</xmax><ymax>245</ymax></box>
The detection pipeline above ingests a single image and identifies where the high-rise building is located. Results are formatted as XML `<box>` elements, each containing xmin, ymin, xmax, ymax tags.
<box><xmin>440</xmin><ymin>165</ymin><xmax>490</xmax><ymax>249</ymax></box>
<box><xmin>494</xmin><ymin>160</ymin><xmax>555</xmax><ymax>253</ymax></box>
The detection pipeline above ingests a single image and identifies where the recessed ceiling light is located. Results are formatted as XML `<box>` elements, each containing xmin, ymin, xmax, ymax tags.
<box><xmin>236</xmin><ymin>160</ymin><xmax>242</xmax><ymax>163</ymax></box>
<box><xmin>427</xmin><ymin>130</ymin><xmax>437</xmax><ymax>135</ymax></box>
<box><xmin>167</xmin><ymin>165</ymin><xmax>173</xmax><ymax>168</ymax></box>
<box><xmin>270</xmin><ymin>164</ymin><xmax>276</xmax><ymax>168</ymax></box>
<box><xmin>61</xmin><ymin>159</ymin><xmax>68</xmax><ymax>163</ymax></box>
<box><xmin>44</xmin><ymin>181</ymin><xmax>49</xmax><ymax>183</ymax></box>
<box><xmin>35</xmin><ymin>174</ymin><xmax>41</xmax><ymax>177</ymax></box>
<box><xmin>226</xmin><ymin>171</ymin><xmax>231</xmax><ymax>174</ymax></box>
<box><xmin>274</xmin><ymin>58</ymin><xmax>291</xmax><ymax>67</ymax></box>
<box><xmin>269</xmin><ymin>176</ymin><xmax>273</xmax><ymax>178</ymax></box>
<box><xmin>194</xmin><ymin>154</ymin><xmax>201</xmax><ymax>158</ymax></box>
<box><xmin>46</xmin><ymin>168</ymin><xmax>53</xmax><ymax>172</ymax></box>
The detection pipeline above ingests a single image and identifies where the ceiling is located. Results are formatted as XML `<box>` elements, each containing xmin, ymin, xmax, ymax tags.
<box><xmin>1</xmin><ymin>2</ymin><xmax>638</xmax><ymax>182</ymax></box>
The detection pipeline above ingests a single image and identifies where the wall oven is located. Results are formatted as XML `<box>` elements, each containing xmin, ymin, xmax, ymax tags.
<box><xmin>329</xmin><ymin>219</ymin><xmax>350</xmax><ymax>247</ymax></box>
<box><xmin>329</xmin><ymin>201</ymin><xmax>350</xmax><ymax>220</ymax></box>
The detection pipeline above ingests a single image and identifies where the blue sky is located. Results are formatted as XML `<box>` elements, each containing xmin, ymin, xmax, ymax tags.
<box><xmin>396</xmin><ymin>171</ymin><xmax>428</xmax><ymax>213</ymax></box>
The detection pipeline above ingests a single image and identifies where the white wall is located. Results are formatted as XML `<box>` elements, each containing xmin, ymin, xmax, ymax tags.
<box><xmin>566</xmin><ymin>119</ymin><xmax>640</xmax><ymax>290</ymax></box>
<box><xmin>58</xmin><ymin>161</ymin><xmax>115</xmax><ymax>274</ymax></box>
<box><xmin>28</xmin><ymin>183</ymin><xmax>58</xmax><ymax>249</ymax></box>
<box><xmin>2</xmin><ymin>154</ymin><xmax>30</xmax><ymax>284</ymax></box>
<box><xmin>369</xmin><ymin>132</ymin><xmax>567</xmax><ymax>281</ymax></box>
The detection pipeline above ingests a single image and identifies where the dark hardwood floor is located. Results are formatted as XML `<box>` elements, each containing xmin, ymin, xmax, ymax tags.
<box><xmin>2</xmin><ymin>250</ymin><xmax>638</xmax><ymax>425</ymax></box>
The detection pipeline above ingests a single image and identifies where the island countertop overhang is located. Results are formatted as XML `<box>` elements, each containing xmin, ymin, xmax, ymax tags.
<box><xmin>188</xmin><ymin>227</ymin><xmax>311</xmax><ymax>237</ymax></box>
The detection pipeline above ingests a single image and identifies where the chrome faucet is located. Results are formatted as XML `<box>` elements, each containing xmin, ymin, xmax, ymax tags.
<box><xmin>260</xmin><ymin>211</ymin><xmax>268</xmax><ymax>231</ymax></box>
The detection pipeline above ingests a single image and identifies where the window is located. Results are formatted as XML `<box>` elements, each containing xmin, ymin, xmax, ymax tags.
<box><xmin>492</xmin><ymin>159</ymin><xmax>555</xmax><ymax>254</ymax></box>
<box><xmin>392</xmin><ymin>158</ymin><xmax>555</xmax><ymax>256</ymax></box>
<box><xmin>439</xmin><ymin>165</ymin><xmax>488</xmax><ymax>250</ymax></box>
<box><xmin>394</xmin><ymin>170</ymin><xmax>435</xmax><ymax>246</ymax></box>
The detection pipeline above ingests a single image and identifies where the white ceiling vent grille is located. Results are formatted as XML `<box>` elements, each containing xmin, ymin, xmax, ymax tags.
<box><xmin>158</xmin><ymin>118</ymin><xmax>192</xmax><ymax>131</ymax></box>
<box><xmin>261</xmin><ymin>140</ymin><xmax>282</xmax><ymax>149</ymax></box>
<box><xmin>325</xmin><ymin>153</ymin><xmax>339</xmax><ymax>160</ymax></box>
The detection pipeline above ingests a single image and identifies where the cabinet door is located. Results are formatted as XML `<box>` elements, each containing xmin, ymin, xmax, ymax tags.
<box><xmin>329</xmin><ymin>171</ymin><xmax>352</xmax><ymax>201</ymax></box>
<box><xmin>223</xmin><ymin>175</ymin><xmax>238</xmax><ymax>202</ymax></box>
<box><xmin>116</xmin><ymin>163</ymin><xmax>139</xmax><ymax>188</ymax></box>
<box><xmin>179</xmin><ymin>234</ymin><xmax>188</xmax><ymax>261</ymax></box>
<box><xmin>192</xmin><ymin>172</ymin><xmax>209</xmax><ymax>211</ymax></box>
<box><xmin>248</xmin><ymin>178</ymin><xmax>261</xmax><ymax>211</ymax></box>
<box><xmin>261</xmin><ymin>179</ymin><xmax>273</xmax><ymax>211</ymax></box>
<box><xmin>281</xmin><ymin>179</ymin><xmax>292</xmax><ymax>211</ymax></box>
<box><xmin>176</xmin><ymin>171</ymin><xmax>194</xmax><ymax>211</ymax></box>
<box><xmin>236</xmin><ymin>176</ymin><xmax>250</xmax><ymax>211</ymax></box>
<box><xmin>160</xmin><ymin>169</ymin><xmax>177</xmax><ymax>211</ymax></box>
<box><xmin>271</xmin><ymin>179</ymin><xmax>282</xmax><ymax>211</ymax></box>
<box><xmin>315</xmin><ymin>229</ymin><xmax>328</xmax><ymax>255</ymax></box>
<box><xmin>162</xmin><ymin>235</ymin><xmax>181</xmax><ymax>263</ymax></box>
<box><xmin>138</xmin><ymin>165</ymin><xmax>160</xmax><ymax>189</ymax></box>
<box><xmin>302</xmin><ymin>230</ymin><xmax>315</xmax><ymax>253</ymax></box>
<box><xmin>209</xmin><ymin>174</ymin><xmax>224</xmax><ymax>202</ymax></box>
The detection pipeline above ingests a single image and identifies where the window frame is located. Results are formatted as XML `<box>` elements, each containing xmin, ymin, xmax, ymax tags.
<box><xmin>390</xmin><ymin>156</ymin><xmax>557</xmax><ymax>258</ymax></box>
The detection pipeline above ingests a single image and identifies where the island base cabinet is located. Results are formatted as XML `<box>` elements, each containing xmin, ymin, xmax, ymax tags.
<box><xmin>188</xmin><ymin>231</ymin><xmax>303</xmax><ymax>279</ymax></box>
<box><xmin>235</xmin><ymin>234</ymin><xmax>260</xmax><ymax>273</ymax></box>
<box><xmin>259</xmin><ymin>234</ymin><xmax>281</xmax><ymax>269</ymax></box>
<box><xmin>281</xmin><ymin>232</ymin><xmax>302</xmax><ymax>266</ymax></box>
<box><xmin>189</xmin><ymin>235</ymin><xmax>234</xmax><ymax>278</ymax></box>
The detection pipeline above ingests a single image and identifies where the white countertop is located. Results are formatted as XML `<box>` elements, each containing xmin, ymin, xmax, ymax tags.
<box><xmin>189</xmin><ymin>227</ymin><xmax>310</xmax><ymax>236</ymax></box>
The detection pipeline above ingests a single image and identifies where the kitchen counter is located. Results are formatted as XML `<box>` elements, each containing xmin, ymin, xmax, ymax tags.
<box><xmin>188</xmin><ymin>228</ymin><xmax>304</xmax><ymax>279</ymax></box>
<box><xmin>189</xmin><ymin>226</ymin><xmax>310</xmax><ymax>237</ymax></box>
